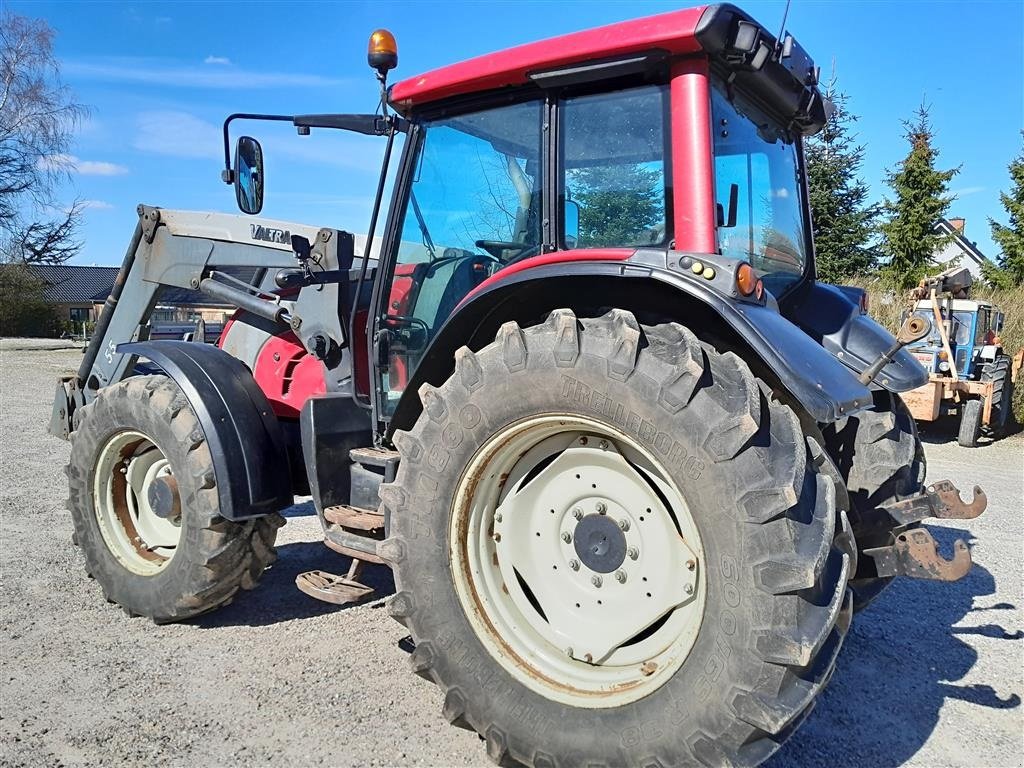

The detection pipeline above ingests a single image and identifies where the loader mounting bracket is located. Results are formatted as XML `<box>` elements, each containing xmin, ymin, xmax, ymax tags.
<box><xmin>880</xmin><ymin>480</ymin><xmax>988</xmax><ymax>527</ymax></box>
<box><xmin>863</xmin><ymin>528</ymin><xmax>973</xmax><ymax>582</ymax></box>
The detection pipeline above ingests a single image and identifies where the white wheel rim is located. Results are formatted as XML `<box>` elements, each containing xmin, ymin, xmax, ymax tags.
<box><xmin>93</xmin><ymin>430</ymin><xmax>182</xmax><ymax>576</ymax></box>
<box><xmin>450</xmin><ymin>415</ymin><xmax>706</xmax><ymax>708</ymax></box>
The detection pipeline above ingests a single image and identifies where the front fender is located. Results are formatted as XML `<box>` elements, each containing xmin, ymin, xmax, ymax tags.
<box><xmin>387</xmin><ymin>262</ymin><xmax>875</xmax><ymax>433</ymax></box>
<box><xmin>117</xmin><ymin>341</ymin><xmax>293</xmax><ymax>520</ymax></box>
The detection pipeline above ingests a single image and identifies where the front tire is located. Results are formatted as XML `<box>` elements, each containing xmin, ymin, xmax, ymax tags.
<box><xmin>381</xmin><ymin>309</ymin><xmax>852</xmax><ymax>767</ymax></box>
<box><xmin>67</xmin><ymin>375</ymin><xmax>283</xmax><ymax>622</ymax></box>
<box><xmin>957</xmin><ymin>398</ymin><xmax>983</xmax><ymax>447</ymax></box>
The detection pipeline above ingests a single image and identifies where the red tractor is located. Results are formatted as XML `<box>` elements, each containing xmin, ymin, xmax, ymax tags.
<box><xmin>51</xmin><ymin>5</ymin><xmax>987</xmax><ymax>765</ymax></box>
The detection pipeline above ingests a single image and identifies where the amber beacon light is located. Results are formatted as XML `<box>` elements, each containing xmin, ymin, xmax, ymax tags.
<box><xmin>736</xmin><ymin>262</ymin><xmax>757</xmax><ymax>295</ymax></box>
<box><xmin>368</xmin><ymin>29</ymin><xmax>398</xmax><ymax>75</ymax></box>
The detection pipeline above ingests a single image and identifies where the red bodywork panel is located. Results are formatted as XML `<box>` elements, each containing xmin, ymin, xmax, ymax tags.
<box><xmin>386</xmin><ymin>262</ymin><xmax>421</xmax><ymax>390</ymax></box>
<box><xmin>252</xmin><ymin>331</ymin><xmax>327</xmax><ymax>419</ymax></box>
<box><xmin>670</xmin><ymin>57</ymin><xmax>717</xmax><ymax>253</ymax></box>
<box><xmin>459</xmin><ymin>249</ymin><xmax>632</xmax><ymax>309</ymax></box>
<box><xmin>390</xmin><ymin>6</ymin><xmax>707</xmax><ymax>110</ymax></box>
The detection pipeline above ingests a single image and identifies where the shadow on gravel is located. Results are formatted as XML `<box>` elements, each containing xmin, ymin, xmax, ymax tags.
<box><xmin>768</xmin><ymin>524</ymin><xmax>1021</xmax><ymax>768</ymax></box>
<box><xmin>192</xmin><ymin>541</ymin><xmax>396</xmax><ymax>628</ymax></box>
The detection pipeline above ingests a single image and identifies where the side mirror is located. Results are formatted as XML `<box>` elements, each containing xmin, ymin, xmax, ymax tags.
<box><xmin>233</xmin><ymin>136</ymin><xmax>264</xmax><ymax>215</ymax></box>
<box><xmin>564</xmin><ymin>199</ymin><xmax>580</xmax><ymax>249</ymax></box>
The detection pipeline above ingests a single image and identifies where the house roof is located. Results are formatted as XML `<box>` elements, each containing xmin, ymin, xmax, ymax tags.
<box><xmin>29</xmin><ymin>264</ymin><xmax>119</xmax><ymax>304</ymax></box>
<box><xmin>935</xmin><ymin>218</ymin><xmax>990</xmax><ymax>268</ymax></box>
<box><xmin>28</xmin><ymin>264</ymin><xmax>251</xmax><ymax>308</ymax></box>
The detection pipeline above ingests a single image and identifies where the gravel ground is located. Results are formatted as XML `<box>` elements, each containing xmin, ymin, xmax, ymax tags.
<box><xmin>2</xmin><ymin>347</ymin><xmax>1022</xmax><ymax>768</ymax></box>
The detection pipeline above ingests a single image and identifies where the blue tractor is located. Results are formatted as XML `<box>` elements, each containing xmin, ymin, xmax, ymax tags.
<box><xmin>903</xmin><ymin>267</ymin><xmax>1016</xmax><ymax>446</ymax></box>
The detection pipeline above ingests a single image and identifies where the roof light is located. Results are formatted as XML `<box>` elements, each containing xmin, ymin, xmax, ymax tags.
<box><xmin>368</xmin><ymin>29</ymin><xmax>398</xmax><ymax>75</ymax></box>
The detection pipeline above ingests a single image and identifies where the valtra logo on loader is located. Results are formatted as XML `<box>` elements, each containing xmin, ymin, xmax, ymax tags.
<box><xmin>50</xmin><ymin>5</ymin><xmax>990</xmax><ymax>767</ymax></box>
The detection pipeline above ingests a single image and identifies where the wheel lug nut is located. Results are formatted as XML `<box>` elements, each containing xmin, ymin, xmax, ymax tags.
<box><xmin>569</xmin><ymin>559</ymin><xmax>580</xmax><ymax>571</ymax></box>
<box><xmin>495</xmin><ymin>513</ymin><xmax>502</xmax><ymax>523</ymax></box>
<box><xmin>578</xmin><ymin>436</ymin><xmax>588</xmax><ymax>446</ymax></box>
<box><xmin>598</xmin><ymin>439</ymin><xmax>609</xmax><ymax>450</ymax></box>
<box><xmin>493</xmin><ymin>533</ymin><xmax>501</xmax><ymax>542</ymax></box>
<box><xmin>628</xmin><ymin>547</ymin><xmax>639</xmax><ymax>560</ymax></box>
<box><xmin>686</xmin><ymin>559</ymin><xmax>695</xmax><ymax>571</ymax></box>
<box><xmin>591</xmin><ymin>575</ymin><xmax>603</xmax><ymax>588</ymax></box>
<box><xmin>572</xmin><ymin>507</ymin><xmax>583</xmax><ymax>520</ymax></box>
<box><xmin>596</xmin><ymin>501</ymin><xmax>607</xmax><ymax>514</ymax></box>
<box><xmin>561</xmin><ymin>531</ymin><xmax>572</xmax><ymax>543</ymax></box>
<box><xmin>684</xmin><ymin>584</ymin><xmax>694</xmax><ymax>595</ymax></box>
<box><xmin>615</xmin><ymin>570</ymin><xmax>626</xmax><ymax>584</ymax></box>
<box><xmin>618</xmin><ymin>518</ymin><xmax>630</xmax><ymax>531</ymax></box>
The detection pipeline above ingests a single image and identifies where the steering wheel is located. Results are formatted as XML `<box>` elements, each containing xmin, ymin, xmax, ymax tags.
<box><xmin>475</xmin><ymin>240</ymin><xmax>538</xmax><ymax>261</ymax></box>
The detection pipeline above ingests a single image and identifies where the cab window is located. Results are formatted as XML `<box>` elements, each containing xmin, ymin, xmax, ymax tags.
<box><xmin>560</xmin><ymin>85</ymin><xmax>669</xmax><ymax>249</ymax></box>
<box><xmin>711</xmin><ymin>83</ymin><xmax>810</xmax><ymax>297</ymax></box>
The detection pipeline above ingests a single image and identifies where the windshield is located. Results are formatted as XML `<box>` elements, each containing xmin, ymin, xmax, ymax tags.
<box><xmin>380</xmin><ymin>99</ymin><xmax>543</xmax><ymax>416</ymax></box>
<box><xmin>911</xmin><ymin>308</ymin><xmax>974</xmax><ymax>346</ymax></box>
<box><xmin>711</xmin><ymin>83</ymin><xmax>809</xmax><ymax>297</ymax></box>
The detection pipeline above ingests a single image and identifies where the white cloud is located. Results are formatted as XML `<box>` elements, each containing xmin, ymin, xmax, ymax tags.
<box><xmin>37</xmin><ymin>154</ymin><xmax>128</xmax><ymax>175</ymax></box>
<box><xmin>204</xmin><ymin>55</ymin><xmax>231</xmax><ymax>66</ymax></box>
<box><xmin>79</xmin><ymin>160</ymin><xmax>129</xmax><ymax>176</ymax></box>
<box><xmin>65</xmin><ymin>58</ymin><xmax>346</xmax><ymax>89</ymax></box>
<box><xmin>133</xmin><ymin>111</ymin><xmax>221</xmax><ymax>160</ymax></box>
<box><xmin>951</xmin><ymin>186</ymin><xmax>985</xmax><ymax>198</ymax></box>
<box><xmin>79</xmin><ymin>200</ymin><xmax>114</xmax><ymax>211</ymax></box>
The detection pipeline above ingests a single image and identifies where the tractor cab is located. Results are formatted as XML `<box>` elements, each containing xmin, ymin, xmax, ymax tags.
<box><xmin>906</xmin><ymin>298</ymin><xmax>1005</xmax><ymax>378</ymax></box>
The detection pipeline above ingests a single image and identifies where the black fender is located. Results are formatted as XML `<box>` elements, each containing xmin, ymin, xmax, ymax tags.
<box><xmin>387</xmin><ymin>261</ymin><xmax>878</xmax><ymax>434</ymax></box>
<box><xmin>117</xmin><ymin>340</ymin><xmax>292</xmax><ymax>520</ymax></box>
<box><xmin>785</xmin><ymin>282</ymin><xmax>929</xmax><ymax>391</ymax></box>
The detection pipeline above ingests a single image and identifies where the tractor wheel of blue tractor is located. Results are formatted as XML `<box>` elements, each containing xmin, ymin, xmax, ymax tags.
<box><xmin>958</xmin><ymin>398</ymin><xmax>984</xmax><ymax>448</ymax></box>
<box><xmin>982</xmin><ymin>354</ymin><xmax>1013</xmax><ymax>437</ymax></box>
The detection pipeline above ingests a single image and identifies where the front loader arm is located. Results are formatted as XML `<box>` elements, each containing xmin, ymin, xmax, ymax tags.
<box><xmin>50</xmin><ymin>205</ymin><xmax>344</xmax><ymax>439</ymax></box>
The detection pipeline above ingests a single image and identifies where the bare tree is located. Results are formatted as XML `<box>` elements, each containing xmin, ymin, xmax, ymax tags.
<box><xmin>0</xmin><ymin>10</ymin><xmax>87</xmax><ymax>264</ymax></box>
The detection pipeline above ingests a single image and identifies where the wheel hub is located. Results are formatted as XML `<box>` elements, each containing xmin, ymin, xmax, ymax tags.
<box><xmin>93</xmin><ymin>430</ymin><xmax>182</xmax><ymax>575</ymax></box>
<box><xmin>573</xmin><ymin>513</ymin><xmax>626</xmax><ymax>573</ymax></box>
<box><xmin>452</xmin><ymin>417</ymin><xmax>707</xmax><ymax>707</ymax></box>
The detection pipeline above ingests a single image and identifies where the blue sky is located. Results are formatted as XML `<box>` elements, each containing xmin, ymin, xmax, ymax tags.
<box><xmin>11</xmin><ymin>0</ymin><xmax>1024</xmax><ymax>268</ymax></box>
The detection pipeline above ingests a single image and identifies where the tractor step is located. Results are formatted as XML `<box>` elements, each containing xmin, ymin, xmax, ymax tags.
<box><xmin>863</xmin><ymin>527</ymin><xmax>973</xmax><ymax>582</ymax></box>
<box><xmin>324</xmin><ymin>524</ymin><xmax>387</xmax><ymax>565</ymax></box>
<box><xmin>295</xmin><ymin>565</ymin><xmax>374</xmax><ymax>605</ymax></box>
<box><xmin>324</xmin><ymin>504</ymin><xmax>385</xmax><ymax>531</ymax></box>
<box><xmin>349</xmin><ymin>447</ymin><xmax>400</xmax><ymax>480</ymax></box>
<box><xmin>880</xmin><ymin>480</ymin><xmax>987</xmax><ymax>526</ymax></box>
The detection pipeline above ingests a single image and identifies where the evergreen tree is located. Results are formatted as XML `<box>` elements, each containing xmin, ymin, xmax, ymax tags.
<box><xmin>879</xmin><ymin>104</ymin><xmax>959</xmax><ymax>288</ymax></box>
<box><xmin>567</xmin><ymin>164</ymin><xmax>662</xmax><ymax>247</ymax></box>
<box><xmin>804</xmin><ymin>79</ymin><xmax>879</xmax><ymax>282</ymax></box>
<box><xmin>984</xmin><ymin>136</ymin><xmax>1024</xmax><ymax>286</ymax></box>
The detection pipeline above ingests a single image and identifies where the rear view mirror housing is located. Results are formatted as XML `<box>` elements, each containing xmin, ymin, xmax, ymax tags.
<box><xmin>233</xmin><ymin>136</ymin><xmax>264</xmax><ymax>215</ymax></box>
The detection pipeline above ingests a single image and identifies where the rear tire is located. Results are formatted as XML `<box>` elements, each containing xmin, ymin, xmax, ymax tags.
<box><xmin>67</xmin><ymin>375</ymin><xmax>284</xmax><ymax>623</ymax></box>
<box><xmin>381</xmin><ymin>309</ymin><xmax>852</xmax><ymax>767</ymax></box>
<box><xmin>981</xmin><ymin>354</ymin><xmax>1013</xmax><ymax>436</ymax></box>
<box><xmin>822</xmin><ymin>391</ymin><xmax>925</xmax><ymax>612</ymax></box>
<box><xmin>958</xmin><ymin>398</ymin><xmax>983</xmax><ymax>447</ymax></box>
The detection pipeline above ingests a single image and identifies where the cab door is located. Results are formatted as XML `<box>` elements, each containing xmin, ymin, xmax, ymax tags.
<box><xmin>370</xmin><ymin>98</ymin><xmax>545</xmax><ymax>424</ymax></box>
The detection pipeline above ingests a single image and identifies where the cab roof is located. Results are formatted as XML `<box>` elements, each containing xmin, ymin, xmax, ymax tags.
<box><xmin>389</xmin><ymin>5</ymin><xmax>709</xmax><ymax>111</ymax></box>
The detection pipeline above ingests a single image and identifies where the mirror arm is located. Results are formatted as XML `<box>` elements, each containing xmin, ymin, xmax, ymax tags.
<box><xmin>221</xmin><ymin>113</ymin><xmax>408</xmax><ymax>184</ymax></box>
<box><xmin>221</xmin><ymin>113</ymin><xmax>294</xmax><ymax>184</ymax></box>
